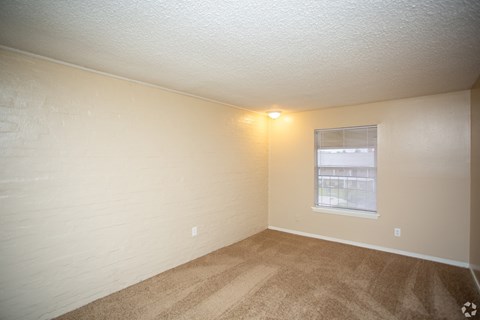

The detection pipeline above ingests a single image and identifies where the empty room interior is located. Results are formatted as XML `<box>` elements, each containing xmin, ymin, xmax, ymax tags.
<box><xmin>1</xmin><ymin>1</ymin><xmax>480</xmax><ymax>319</ymax></box>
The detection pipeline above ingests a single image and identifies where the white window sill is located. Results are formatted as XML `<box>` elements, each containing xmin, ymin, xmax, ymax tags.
<box><xmin>311</xmin><ymin>207</ymin><xmax>380</xmax><ymax>220</ymax></box>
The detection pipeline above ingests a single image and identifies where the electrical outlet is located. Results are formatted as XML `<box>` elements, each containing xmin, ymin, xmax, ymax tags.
<box><xmin>394</xmin><ymin>228</ymin><xmax>401</xmax><ymax>237</ymax></box>
<box><xmin>191</xmin><ymin>226</ymin><xmax>198</xmax><ymax>237</ymax></box>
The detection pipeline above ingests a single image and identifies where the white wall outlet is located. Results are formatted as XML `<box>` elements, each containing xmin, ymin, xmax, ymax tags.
<box><xmin>394</xmin><ymin>228</ymin><xmax>401</xmax><ymax>237</ymax></box>
<box><xmin>191</xmin><ymin>226</ymin><xmax>198</xmax><ymax>237</ymax></box>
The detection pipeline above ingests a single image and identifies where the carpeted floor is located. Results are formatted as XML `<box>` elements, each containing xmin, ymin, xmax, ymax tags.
<box><xmin>56</xmin><ymin>230</ymin><xmax>479</xmax><ymax>320</ymax></box>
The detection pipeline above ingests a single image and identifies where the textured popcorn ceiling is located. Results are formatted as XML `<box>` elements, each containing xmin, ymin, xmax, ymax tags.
<box><xmin>0</xmin><ymin>0</ymin><xmax>479</xmax><ymax>112</ymax></box>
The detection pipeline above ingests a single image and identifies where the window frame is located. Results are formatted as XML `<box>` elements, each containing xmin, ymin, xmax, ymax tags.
<box><xmin>312</xmin><ymin>125</ymin><xmax>380</xmax><ymax>220</ymax></box>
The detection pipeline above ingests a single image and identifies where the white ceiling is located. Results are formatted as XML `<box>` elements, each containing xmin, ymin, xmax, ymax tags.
<box><xmin>1</xmin><ymin>1</ymin><xmax>479</xmax><ymax>113</ymax></box>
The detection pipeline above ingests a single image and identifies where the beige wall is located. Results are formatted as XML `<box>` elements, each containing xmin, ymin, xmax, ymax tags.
<box><xmin>269</xmin><ymin>91</ymin><xmax>471</xmax><ymax>263</ymax></box>
<box><xmin>471</xmin><ymin>77</ymin><xmax>480</xmax><ymax>283</ymax></box>
<box><xmin>0</xmin><ymin>49</ymin><xmax>268</xmax><ymax>320</ymax></box>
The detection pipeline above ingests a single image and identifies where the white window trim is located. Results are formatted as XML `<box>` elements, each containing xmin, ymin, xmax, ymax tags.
<box><xmin>311</xmin><ymin>206</ymin><xmax>380</xmax><ymax>220</ymax></box>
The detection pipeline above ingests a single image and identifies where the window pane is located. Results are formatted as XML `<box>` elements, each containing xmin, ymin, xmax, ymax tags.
<box><xmin>315</xmin><ymin>126</ymin><xmax>377</xmax><ymax>212</ymax></box>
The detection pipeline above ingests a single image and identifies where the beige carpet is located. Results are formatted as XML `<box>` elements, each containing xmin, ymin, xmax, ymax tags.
<box><xmin>56</xmin><ymin>230</ymin><xmax>479</xmax><ymax>320</ymax></box>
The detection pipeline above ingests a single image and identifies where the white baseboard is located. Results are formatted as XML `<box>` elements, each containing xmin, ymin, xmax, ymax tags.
<box><xmin>470</xmin><ymin>265</ymin><xmax>480</xmax><ymax>293</ymax></box>
<box><xmin>268</xmin><ymin>226</ymin><xmax>469</xmax><ymax>268</ymax></box>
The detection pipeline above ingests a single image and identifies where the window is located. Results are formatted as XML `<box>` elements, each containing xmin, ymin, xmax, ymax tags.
<box><xmin>314</xmin><ymin>125</ymin><xmax>377</xmax><ymax>217</ymax></box>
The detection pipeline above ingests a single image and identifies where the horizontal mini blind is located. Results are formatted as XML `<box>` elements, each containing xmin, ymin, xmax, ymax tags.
<box><xmin>315</xmin><ymin>125</ymin><xmax>377</xmax><ymax>212</ymax></box>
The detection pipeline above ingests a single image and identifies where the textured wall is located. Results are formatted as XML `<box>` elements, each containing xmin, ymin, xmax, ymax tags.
<box><xmin>471</xmin><ymin>78</ymin><xmax>480</xmax><ymax>284</ymax></box>
<box><xmin>269</xmin><ymin>91</ymin><xmax>471</xmax><ymax>263</ymax></box>
<box><xmin>0</xmin><ymin>49</ymin><xmax>268</xmax><ymax>320</ymax></box>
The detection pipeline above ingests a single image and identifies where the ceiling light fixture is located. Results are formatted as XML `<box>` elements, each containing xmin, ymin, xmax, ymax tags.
<box><xmin>267</xmin><ymin>111</ymin><xmax>282</xmax><ymax>119</ymax></box>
